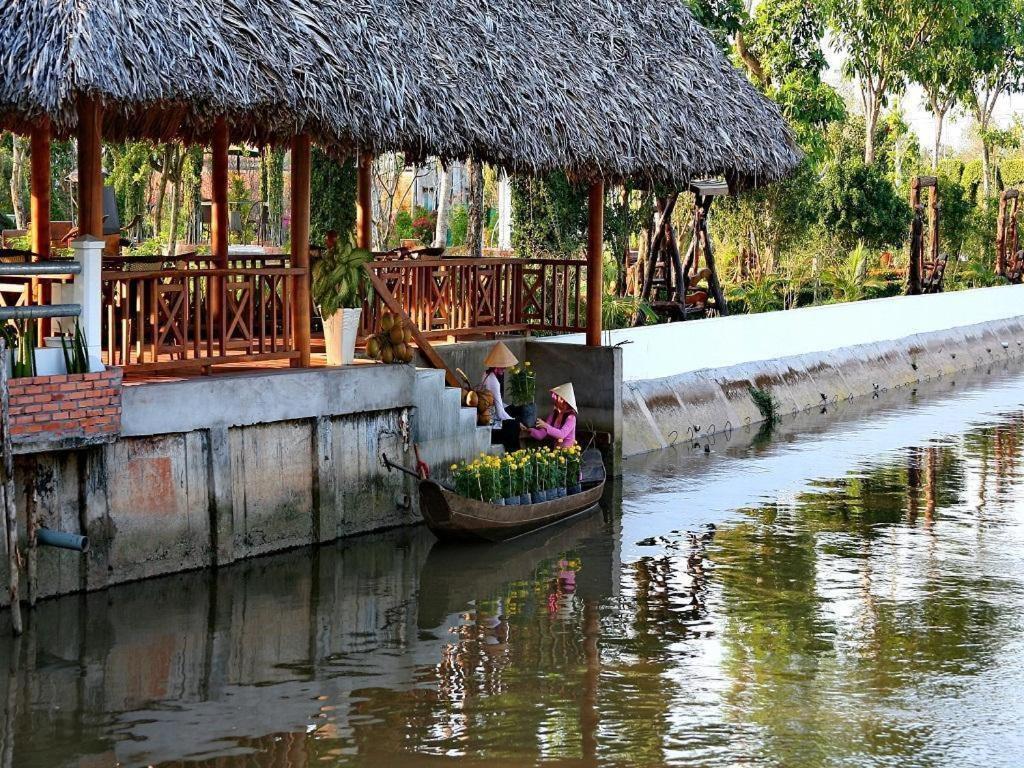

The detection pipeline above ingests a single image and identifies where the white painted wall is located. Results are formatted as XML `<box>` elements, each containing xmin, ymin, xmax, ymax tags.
<box><xmin>543</xmin><ymin>285</ymin><xmax>1024</xmax><ymax>382</ymax></box>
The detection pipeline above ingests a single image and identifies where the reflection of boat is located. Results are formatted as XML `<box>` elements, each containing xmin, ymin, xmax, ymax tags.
<box><xmin>419</xmin><ymin>451</ymin><xmax>606</xmax><ymax>542</ymax></box>
<box><xmin>417</xmin><ymin>505</ymin><xmax>611</xmax><ymax>629</ymax></box>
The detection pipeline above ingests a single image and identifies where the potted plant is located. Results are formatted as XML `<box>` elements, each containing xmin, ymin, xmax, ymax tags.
<box><xmin>313</xmin><ymin>236</ymin><xmax>371</xmax><ymax>366</ymax></box>
<box><xmin>507</xmin><ymin>362</ymin><xmax>537</xmax><ymax>428</ymax></box>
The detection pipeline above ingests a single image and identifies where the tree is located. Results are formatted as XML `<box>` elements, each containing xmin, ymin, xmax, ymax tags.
<box><xmin>969</xmin><ymin>0</ymin><xmax>1024</xmax><ymax>198</ymax></box>
<box><xmin>819</xmin><ymin>152</ymin><xmax>912</xmax><ymax>250</ymax></box>
<box><xmin>829</xmin><ymin>0</ymin><xmax>959</xmax><ymax>164</ymax></box>
<box><xmin>906</xmin><ymin>4</ymin><xmax>975</xmax><ymax>169</ymax></box>
<box><xmin>465</xmin><ymin>159</ymin><xmax>485</xmax><ymax>257</ymax></box>
<box><xmin>8</xmin><ymin>134</ymin><xmax>27</xmax><ymax>228</ymax></box>
<box><xmin>433</xmin><ymin>160</ymin><xmax>452</xmax><ymax>247</ymax></box>
<box><xmin>310</xmin><ymin>148</ymin><xmax>356</xmax><ymax>244</ymax></box>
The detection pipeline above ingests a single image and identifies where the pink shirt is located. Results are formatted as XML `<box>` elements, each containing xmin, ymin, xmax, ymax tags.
<box><xmin>529</xmin><ymin>409</ymin><xmax>577</xmax><ymax>448</ymax></box>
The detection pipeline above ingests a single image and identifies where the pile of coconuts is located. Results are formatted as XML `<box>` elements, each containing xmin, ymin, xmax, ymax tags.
<box><xmin>366</xmin><ymin>311</ymin><xmax>416</xmax><ymax>364</ymax></box>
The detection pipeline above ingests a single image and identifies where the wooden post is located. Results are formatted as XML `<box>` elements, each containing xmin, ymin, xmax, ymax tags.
<box><xmin>209</xmin><ymin>118</ymin><xmax>229</xmax><ymax>357</ymax></box>
<box><xmin>586</xmin><ymin>181</ymin><xmax>604</xmax><ymax>347</ymax></box>
<box><xmin>907</xmin><ymin>178</ymin><xmax>924</xmax><ymax>296</ymax></box>
<box><xmin>290</xmin><ymin>134</ymin><xmax>312</xmax><ymax>367</ymax></box>
<box><xmin>1</xmin><ymin>340</ymin><xmax>21</xmax><ymax>636</ymax></box>
<box><xmin>356</xmin><ymin>153</ymin><xmax>372</xmax><ymax>250</ymax></box>
<box><xmin>211</xmin><ymin>118</ymin><xmax>229</xmax><ymax>268</ymax></box>
<box><xmin>76</xmin><ymin>97</ymin><xmax>103</xmax><ymax>238</ymax></box>
<box><xmin>30</xmin><ymin>121</ymin><xmax>51</xmax><ymax>259</ymax></box>
<box><xmin>30</xmin><ymin>120</ymin><xmax>52</xmax><ymax>335</ymax></box>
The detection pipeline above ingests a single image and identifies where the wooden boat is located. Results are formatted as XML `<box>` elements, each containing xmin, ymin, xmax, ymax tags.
<box><xmin>419</xmin><ymin>450</ymin><xmax>606</xmax><ymax>543</ymax></box>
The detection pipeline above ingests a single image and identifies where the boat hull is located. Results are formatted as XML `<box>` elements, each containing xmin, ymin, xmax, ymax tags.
<box><xmin>419</xmin><ymin>480</ymin><xmax>605</xmax><ymax>543</ymax></box>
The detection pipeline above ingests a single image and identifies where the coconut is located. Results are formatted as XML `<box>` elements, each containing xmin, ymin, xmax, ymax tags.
<box><xmin>394</xmin><ymin>342</ymin><xmax>408</xmax><ymax>361</ymax></box>
<box><xmin>389</xmin><ymin>324</ymin><xmax>405</xmax><ymax>344</ymax></box>
<box><xmin>366</xmin><ymin>337</ymin><xmax>381</xmax><ymax>359</ymax></box>
<box><xmin>380</xmin><ymin>313</ymin><xmax>395</xmax><ymax>332</ymax></box>
<box><xmin>403</xmin><ymin>327</ymin><xmax>414</xmax><ymax>344</ymax></box>
<box><xmin>381</xmin><ymin>345</ymin><xmax>394</xmax><ymax>364</ymax></box>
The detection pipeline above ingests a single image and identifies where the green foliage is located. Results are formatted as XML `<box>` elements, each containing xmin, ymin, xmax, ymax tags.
<box><xmin>936</xmin><ymin>176</ymin><xmax>974</xmax><ymax>257</ymax></box>
<box><xmin>266</xmin><ymin>148</ymin><xmax>285</xmax><ymax>242</ymax></box>
<box><xmin>312</xmin><ymin>237</ymin><xmax>372</xmax><ymax>315</ymax></box>
<box><xmin>1</xmin><ymin>319</ymin><xmax>36</xmax><ymax>378</ymax></box>
<box><xmin>107</xmin><ymin>142</ymin><xmax>153</xmax><ymax>229</ymax></box>
<box><xmin>449</xmin><ymin>204</ymin><xmax>468</xmax><ymax>247</ymax></box>
<box><xmin>392</xmin><ymin>210</ymin><xmax>414</xmax><ymax>243</ymax></box>
<box><xmin>727</xmin><ymin>274</ymin><xmax>785</xmax><ymax>314</ymax></box>
<box><xmin>819</xmin><ymin>154</ymin><xmax>911</xmax><ymax>250</ymax></box>
<box><xmin>748</xmin><ymin>386</ymin><xmax>780</xmax><ymax>425</ymax></box>
<box><xmin>58</xmin><ymin>322</ymin><xmax>90</xmax><ymax>375</ymax></box>
<box><xmin>1000</xmin><ymin>158</ymin><xmax>1024</xmax><ymax>188</ymax></box>
<box><xmin>310</xmin><ymin>149</ymin><xmax>356</xmax><ymax>245</ymax></box>
<box><xmin>820</xmin><ymin>244</ymin><xmax>886</xmax><ymax>303</ymax></box>
<box><xmin>511</xmin><ymin>171</ymin><xmax>588</xmax><ymax>258</ymax></box>
<box><xmin>507</xmin><ymin>362</ymin><xmax>536</xmax><ymax>407</ymax></box>
<box><xmin>602</xmin><ymin>294</ymin><xmax>658</xmax><ymax>330</ymax></box>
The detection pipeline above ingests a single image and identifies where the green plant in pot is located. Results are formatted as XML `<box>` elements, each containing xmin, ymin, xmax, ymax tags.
<box><xmin>1</xmin><ymin>319</ymin><xmax>37</xmax><ymax>379</ymax></box>
<box><xmin>507</xmin><ymin>361</ymin><xmax>537</xmax><ymax>428</ymax></box>
<box><xmin>313</xmin><ymin>234</ymin><xmax>372</xmax><ymax>366</ymax></box>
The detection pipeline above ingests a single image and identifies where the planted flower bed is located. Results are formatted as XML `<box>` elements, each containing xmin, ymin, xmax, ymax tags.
<box><xmin>450</xmin><ymin>446</ymin><xmax>583</xmax><ymax>506</ymax></box>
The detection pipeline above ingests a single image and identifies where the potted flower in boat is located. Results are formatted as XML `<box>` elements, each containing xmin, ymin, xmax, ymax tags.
<box><xmin>313</xmin><ymin>235</ymin><xmax>371</xmax><ymax>366</ymax></box>
<box><xmin>507</xmin><ymin>361</ymin><xmax>536</xmax><ymax>428</ymax></box>
<box><xmin>565</xmin><ymin>446</ymin><xmax>583</xmax><ymax>495</ymax></box>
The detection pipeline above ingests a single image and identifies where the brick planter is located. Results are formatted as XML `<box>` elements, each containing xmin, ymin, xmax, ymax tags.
<box><xmin>7</xmin><ymin>368</ymin><xmax>123</xmax><ymax>453</ymax></box>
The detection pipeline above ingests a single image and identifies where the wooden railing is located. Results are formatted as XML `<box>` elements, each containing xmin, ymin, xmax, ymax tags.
<box><xmin>102</xmin><ymin>266</ymin><xmax>304</xmax><ymax>372</ymax></box>
<box><xmin>360</xmin><ymin>257</ymin><xmax>588</xmax><ymax>340</ymax></box>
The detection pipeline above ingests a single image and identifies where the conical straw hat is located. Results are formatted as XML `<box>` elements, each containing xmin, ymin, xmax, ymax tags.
<box><xmin>551</xmin><ymin>382</ymin><xmax>578</xmax><ymax>412</ymax></box>
<box><xmin>483</xmin><ymin>342</ymin><xmax>518</xmax><ymax>369</ymax></box>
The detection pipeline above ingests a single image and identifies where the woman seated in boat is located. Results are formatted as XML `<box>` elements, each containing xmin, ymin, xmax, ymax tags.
<box><xmin>481</xmin><ymin>342</ymin><xmax>520</xmax><ymax>452</ymax></box>
<box><xmin>524</xmin><ymin>383</ymin><xmax>577</xmax><ymax>448</ymax></box>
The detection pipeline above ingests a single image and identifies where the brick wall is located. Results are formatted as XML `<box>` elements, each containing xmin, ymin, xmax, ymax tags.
<box><xmin>8</xmin><ymin>368</ymin><xmax>123</xmax><ymax>450</ymax></box>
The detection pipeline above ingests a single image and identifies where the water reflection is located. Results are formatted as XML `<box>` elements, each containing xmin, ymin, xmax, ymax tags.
<box><xmin>5</xmin><ymin>370</ymin><xmax>1024</xmax><ymax>766</ymax></box>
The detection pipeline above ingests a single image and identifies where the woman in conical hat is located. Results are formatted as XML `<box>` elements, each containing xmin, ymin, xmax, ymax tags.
<box><xmin>526</xmin><ymin>382</ymin><xmax>577</xmax><ymax>448</ymax></box>
<box><xmin>480</xmin><ymin>342</ymin><xmax>518</xmax><ymax>424</ymax></box>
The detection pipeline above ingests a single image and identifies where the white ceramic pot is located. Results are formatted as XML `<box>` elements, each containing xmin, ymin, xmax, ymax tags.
<box><xmin>323</xmin><ymin>307</ymin><xmax>362</xmax><ymax>366</ymax></box>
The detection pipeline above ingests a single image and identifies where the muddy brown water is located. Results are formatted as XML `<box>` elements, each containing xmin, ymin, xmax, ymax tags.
<box><xmin>5</xmin><ymin>364</ymin><xmax>1024</xmax><ymax>766</ymax></box>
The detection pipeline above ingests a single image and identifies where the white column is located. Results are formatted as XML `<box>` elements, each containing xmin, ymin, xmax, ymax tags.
<box><xmin>497</xmin><ymin>171</ymin><xmax>512</xmax><ymax>252</ymax></box>
<box><xmin>71</xmin><ymin>235</ymin><xmax>104</xmax><ymax>371</ymax></box>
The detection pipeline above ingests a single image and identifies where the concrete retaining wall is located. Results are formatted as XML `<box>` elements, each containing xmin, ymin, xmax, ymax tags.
<box><xmin>619</xmin><ymin>315</ymin><xmax>1024</xmax><ymax>457</ymax></box>
<box><xmin>1</xmin><ymin>364</ymin><xmax>491</xmax><ymax>605</ymax></box>
<box><xmin>544</xmin><ymin>284</ymin><xmax>1024</xmax><ymax>381</ymax></box>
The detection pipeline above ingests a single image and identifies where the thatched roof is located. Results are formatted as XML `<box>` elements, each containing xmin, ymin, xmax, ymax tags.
<box><xmin>0</xmin><ymin>0</ymin><xmax>801</xmax><ymax>188</ymax></box>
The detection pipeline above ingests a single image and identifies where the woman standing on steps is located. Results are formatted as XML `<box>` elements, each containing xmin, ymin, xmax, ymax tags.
<box><xmin>481</xmin><ymin>342</ymin><xmax>520</xmax><ymax>452</ymax></box>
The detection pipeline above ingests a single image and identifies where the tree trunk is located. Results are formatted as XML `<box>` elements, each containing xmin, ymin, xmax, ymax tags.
<box><xmin>152</xmin><ymin>144</ymin><xmax>172</xmax><ymax>238</ymax></box>
<box><xmin>9</xmin><ymin>135</ymin><xmax>27</xmax><ymax>229</ymax></box>
<box><xmin>166</xmin><ymin>148</ymin><xmax>185</xmax><ymax>258</ymax></box>
<box><xmin>466</xmin><ymin>158</ymin><xmax>484</xmax><ymax>258</ymax></box>
<box><xmin>982</xmin><ymin>140</ymin><xmax>992</xmax><ymax>200</ymax></box>
<box><xmin>931</xmin><ymin>104</ymin><xmax>946</xmax><ymax>171</ymax></box>
<box><xmin>433</xmin><ymin>161</ymin><xmax>451</xmax><ymax>248</ymax></box>
<box><xmin>864</xmin><ymin>100</ymin><xmax>879</xmax><ymax>165</ymax></box>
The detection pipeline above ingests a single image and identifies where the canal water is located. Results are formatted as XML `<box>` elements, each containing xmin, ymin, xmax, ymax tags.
<box><xmin>5</xmin><ymin>365</ymin><xmax>1024</xmax><ymax>766</ymax></box>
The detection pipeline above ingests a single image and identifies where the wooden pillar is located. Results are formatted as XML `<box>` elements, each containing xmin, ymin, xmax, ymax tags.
<box><xmin>76</xmin><ymin>97</ymin><xmax>103</xmax><ymax>238</ymax></box>
<box><xmin>30</xmin><ymin>120</ymin><xmax>52</xmax><ymax>331</ymax></box>
<box><xmin>209</xmin><ymin>117</ymin><xmax>230</xmax><ymax>356</ymax></box>
<box><xmin>356</xmin><ymin>153</ymin><xmax>372</xmax><ymax>250</ymax></box>
<box><xmin>586</xmin><ymin>181</ymin><xmax>604</xmax><ymax>347</ymax></box>
<box><xmin>210</xmin><ymin>118</ymin><xmax>230</xmax><ymax>268</ymax></box>
<box><xmin>290</xmin><ymin>134</ymin><xmax>312</xmax><ymax>367</ymax></box>
<box><xmin>30</xmin><ymin>120</ymin><xmax>51</xmax><ymax>259</ymax></box>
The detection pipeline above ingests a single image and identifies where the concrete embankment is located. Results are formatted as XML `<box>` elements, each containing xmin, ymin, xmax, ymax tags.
<box><xmin>541</xmin><ymin>285</ymin><xmax>1024</xmax><ymax>457</ymax></box>
<box><xmin>1</xmin><ymin>364</ymin><xmax>491</xmax><ymax>606</ymax></box>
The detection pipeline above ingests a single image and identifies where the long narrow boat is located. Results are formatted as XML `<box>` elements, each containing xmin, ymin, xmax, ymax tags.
<box><xmin>419</xmin><ymin>450</ymin><xmax>606</xmax><ymax>543</ymax></box>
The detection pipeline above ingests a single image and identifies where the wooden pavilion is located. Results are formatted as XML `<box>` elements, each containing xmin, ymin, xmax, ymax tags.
<box><xmin>0</xmin><ymin>0</ymin><xmax>800</xmax><ymax>372</ymax></box>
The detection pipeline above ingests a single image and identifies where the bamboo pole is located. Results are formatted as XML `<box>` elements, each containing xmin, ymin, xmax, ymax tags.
<box><xmin>290</xmin><ymin>134</ymin><xmax>312</xmax><ymax>367</ymax></box>
<box><xmin>1</xmin><ymin>340</ymin><xmax>21</xmax><ymax>636</ymax></box>
<box><xmin>356</xmin><ymin>153</ymin><xmax>373</xmax><ymax>251</ymax></box>
<box><xmin>586</xmin><ymin>181</ymin><xmax>604</xmax><ymax>347</ymax></box>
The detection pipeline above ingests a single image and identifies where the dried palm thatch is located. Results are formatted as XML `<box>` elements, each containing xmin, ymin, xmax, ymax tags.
<box><xmin>0</xmin><ymin>0</ymin><xmax>800</xmax><ymax>188</ymax></box>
